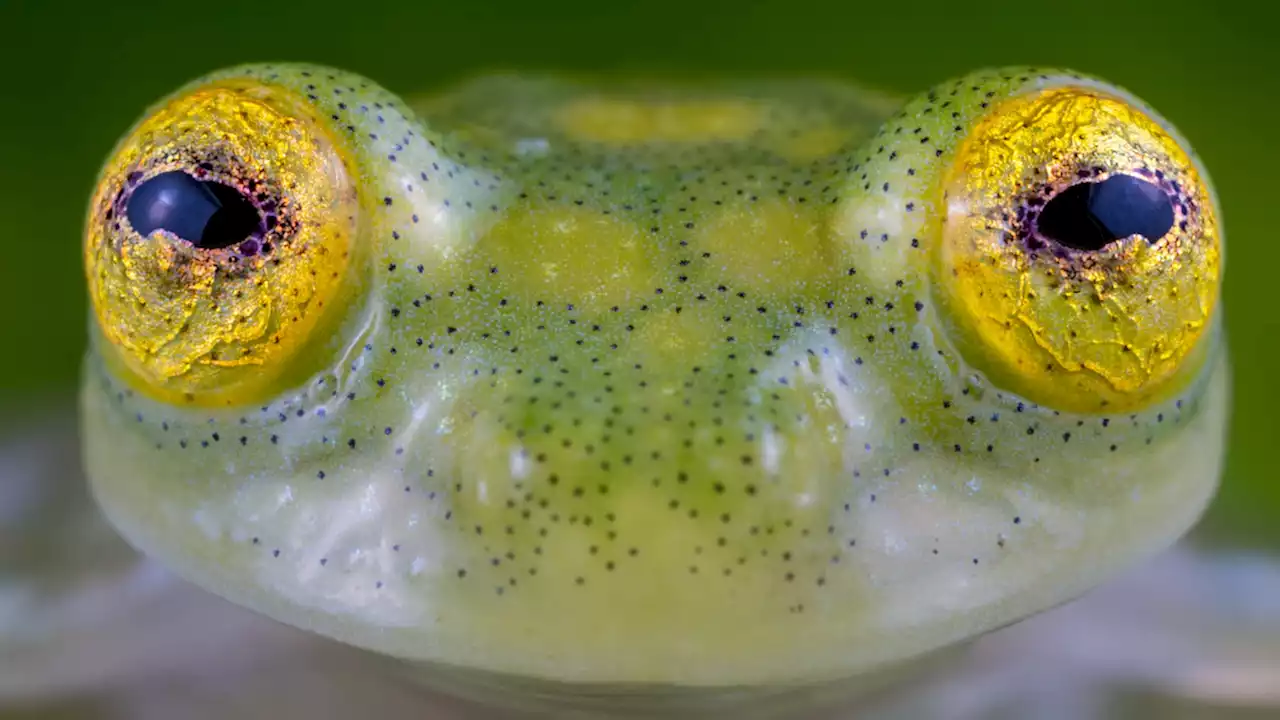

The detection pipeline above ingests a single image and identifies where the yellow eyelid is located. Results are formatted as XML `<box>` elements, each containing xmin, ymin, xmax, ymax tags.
<box><xmin>934</xmin><ymin>85</ymin><xmax>1221</xmax><ymax>414</ymax></box>
<box><xmin>85</xmin><ymin>79</ymin><xmax>362</xmax><ymax>407</ymax></box>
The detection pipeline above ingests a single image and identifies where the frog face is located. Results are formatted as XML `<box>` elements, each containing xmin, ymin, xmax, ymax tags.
<box><xmin>80</xmin><ymin>64</ymin><xmax>1227</xmax><ymax>689</ymax></box>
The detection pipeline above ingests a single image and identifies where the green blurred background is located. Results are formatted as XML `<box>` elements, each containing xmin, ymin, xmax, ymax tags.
<box><xmin>1</xmin><ymin>0</ymin><xmax>1274</xmax><ymax>546</ymax></box>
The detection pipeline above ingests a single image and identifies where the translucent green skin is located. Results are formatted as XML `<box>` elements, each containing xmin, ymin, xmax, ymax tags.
<box><xmin>82</xmin><ymin>65</ymin><xmax>1228</xmax><ymax>691</ymax></box>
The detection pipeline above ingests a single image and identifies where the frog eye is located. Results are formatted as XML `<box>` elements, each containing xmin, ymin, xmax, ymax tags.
<box><xmin>934</xmin><ymin>85</ymin><xmax>1222</xmax><ymax>413</ymax></box>
<box><xmin>84</xmin><ymin>78</ymin><xmax>359</xmax><ymax>406</ymax></box>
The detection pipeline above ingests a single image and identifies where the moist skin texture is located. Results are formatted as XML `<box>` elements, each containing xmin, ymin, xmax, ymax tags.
<box><xmin>81</xmin><ymin>64</ymin><xmax>1228</xmax><ymax>710</ymax></box>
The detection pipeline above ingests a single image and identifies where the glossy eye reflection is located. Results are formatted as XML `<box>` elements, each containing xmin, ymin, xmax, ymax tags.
<box><xmin>126</xmin><ymin>171</ymin><xmax>265</xmax><ymax>252</ymax></box>
<box><xmin>935</xmin><ymin>86</ymin><xmax>1221</xmax><ymax>414</ymax></box>
<box><xmin>85</xmin><ymin>79</ymin><xmax>359</xmax><ymax>407</ymax></box>
<box><xmin>1036</xmin><ymin>173</ymin><xmax>1175</xmax><ymax>252</ymax></box>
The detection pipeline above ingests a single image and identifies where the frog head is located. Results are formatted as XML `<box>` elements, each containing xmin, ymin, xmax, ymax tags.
<box><xmin>79</xmin><ymin>63</ymin><xmax>1227</xmax><ymax>700</ymax></box>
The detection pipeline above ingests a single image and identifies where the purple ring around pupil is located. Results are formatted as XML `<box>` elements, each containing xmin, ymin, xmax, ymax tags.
<box><xmin>114</xmin><ymin>167</ymin><xmax>280</xmax><ymax>258</ymax></box>
<box><xmin>1018</xmin><ymin>167</ymin><xmax>1181</xmax><ymax>255</ymax></box>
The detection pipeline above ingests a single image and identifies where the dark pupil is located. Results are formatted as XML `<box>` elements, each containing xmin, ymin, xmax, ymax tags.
<box><xmin>1036</xmin><ymin>173</ymin><xmax>1175</xmax><ymax>252</ymax></box>
<box><xmin>126</xmin><ymin>171</ymin><xmax>261</xmax><ymax>250</ymax></box>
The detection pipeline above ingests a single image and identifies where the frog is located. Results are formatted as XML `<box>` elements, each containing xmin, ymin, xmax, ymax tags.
<box><xmin>70</xmin><ymin>62</ymin><xmax>1229</xmax><ymax>717</ymax></box>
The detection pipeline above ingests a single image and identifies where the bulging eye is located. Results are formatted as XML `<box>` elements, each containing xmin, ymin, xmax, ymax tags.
<box><xmin>935</xmin><ymin>85</ymin><xmax>1222</xmax><ymax>413</ymax></box>
<box><xmin>85</xmin><ymin>78</ymin><xmax>359</xmax><ymax>406</ymax></box>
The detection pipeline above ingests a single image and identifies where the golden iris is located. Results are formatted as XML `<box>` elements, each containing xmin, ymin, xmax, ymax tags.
<box><xmin>84</xmin><ymin>79</ymin><xmax>358</xmax><ymax>406</ymax></box>
<box><xmin>935</xmin><ymin>86</ymin><xmax>1221</xmax><ymax>413</ymax></box>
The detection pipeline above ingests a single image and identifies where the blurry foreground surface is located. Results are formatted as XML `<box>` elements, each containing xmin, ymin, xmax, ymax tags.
<box><xmin>2</xmin><ymin>407</ymin><xmax>1279</xmax><ymax>719</ymax></box>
